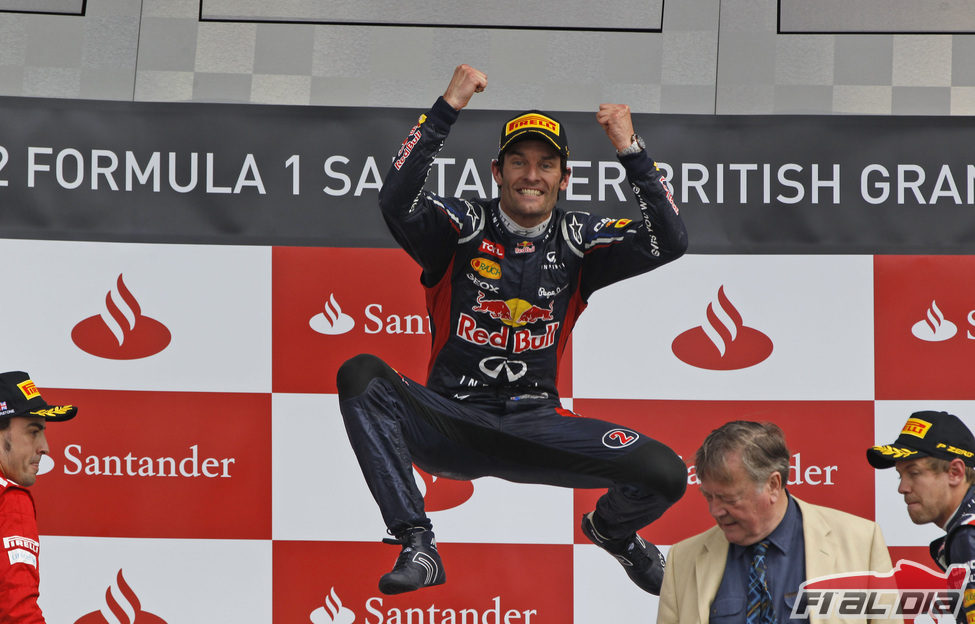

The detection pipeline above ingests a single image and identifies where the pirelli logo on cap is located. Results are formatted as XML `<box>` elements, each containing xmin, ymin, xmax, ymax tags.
<box><xmin>901</xmin><ymin>417</ymin><xmax>932</xmax><ymax>439</ymax></box>
<box><xmin>505</xmin><ymin>113</ymin><xmax>559</xmax><ymax>137</ymax></box>
<box><xmin>17</xmin><ymin>379</ymin><xmax>39</xmax><ymax>400</ymax></box>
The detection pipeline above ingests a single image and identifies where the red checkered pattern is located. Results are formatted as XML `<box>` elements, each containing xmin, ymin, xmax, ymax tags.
<box><xmin>1</xmin><ymin>239</ymin><xmax>970</xmax><ymax>622</ymax></box>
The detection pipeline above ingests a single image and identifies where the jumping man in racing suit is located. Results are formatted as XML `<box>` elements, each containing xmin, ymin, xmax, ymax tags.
<box><xmin>868</xmin><ymin>410</ymin><xmax>975</xmax><ymax>624</ymax></box>
<box><xmin>338</xmin><ymin>64</ymin><xmax>688</xmax><ymax>596</ymax></box>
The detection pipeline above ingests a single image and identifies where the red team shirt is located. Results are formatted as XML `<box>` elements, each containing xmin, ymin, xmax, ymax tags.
<box><xmin>0</xmin><ymin>472</ymin><xmax>44</xmax><ymax>623</ymax></box>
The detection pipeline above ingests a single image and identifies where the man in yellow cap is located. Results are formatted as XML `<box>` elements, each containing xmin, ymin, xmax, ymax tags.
<box><xmin>0</xmin><ymin>371</ymin><xmax>77</xmax><ymax>623</ymax></box>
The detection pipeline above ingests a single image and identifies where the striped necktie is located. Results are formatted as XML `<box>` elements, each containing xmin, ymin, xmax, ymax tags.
<box><xmin>746</xmin><ymin>539</ymin><xmax>774</xmax><ymax>624</ymax></box>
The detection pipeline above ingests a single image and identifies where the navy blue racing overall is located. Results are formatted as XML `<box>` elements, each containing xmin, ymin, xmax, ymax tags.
<box><xmin>930</xmin><ymin>485</ymin><xmax>975</xmax><ymax>624</ymax></box>
<box><xmin>338</xmin><ymin>96</ymin><xmax>689</xmax><ymax>539</ymax></box>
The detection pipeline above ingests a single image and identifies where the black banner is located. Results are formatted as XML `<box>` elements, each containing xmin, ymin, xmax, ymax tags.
<box><xmin>1</xmin><ymin>95</ymin><xmax>973</xmax><ymax>253</ymax></box>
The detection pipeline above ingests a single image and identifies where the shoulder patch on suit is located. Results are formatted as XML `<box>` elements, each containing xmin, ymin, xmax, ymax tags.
<box><xmin>457</xmin><ymin>200</ymin><xmax>486</xmax><ymax>244</ymax></box>
<box><xmin>429</xmin><ymin>197</ymin><xmax>485</xmax><ymax>240</ymax></box>
<box><xmin>560</xmin><ymin>211</ymin><xmax>590</xmax><ymax>258</ymax></box>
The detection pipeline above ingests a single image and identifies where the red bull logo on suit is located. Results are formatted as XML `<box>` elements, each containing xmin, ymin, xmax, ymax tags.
<box><xmin>471</xmin><ymin>292</ymin><xmax>554</xmax><ymax>328</ymax></box>
<box><xmin>461</xmin><ymin>293</ymin><xmax>560</xmax><ymax>354</ymax></box>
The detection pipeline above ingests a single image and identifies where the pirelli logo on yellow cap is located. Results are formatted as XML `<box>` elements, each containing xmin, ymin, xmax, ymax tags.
<box><xmin>505</xmin><ymin>113</ymin><xmax>559</xmax><ymax>137</ymax></box>
<box><xmin>901</xmin><ymin>417</ymin><xmax>932</xmax><ymax>439</ymax></box>
<box><xmin>17</xmin><ymin>379</ymin><xmax>39</xmax><ymax>400</ymax></box>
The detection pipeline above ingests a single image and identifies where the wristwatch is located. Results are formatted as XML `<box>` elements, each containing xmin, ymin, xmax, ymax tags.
<box><xmin>617</xmin><ymin>133</ymin><xmax>645</xmax><ymax>156</ymax></box>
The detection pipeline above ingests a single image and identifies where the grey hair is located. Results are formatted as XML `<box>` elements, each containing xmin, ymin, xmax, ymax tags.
<box><xmin>695</xmin><ymin>421</ymin><xmax>790</xmax><ymax>487</ymax></box>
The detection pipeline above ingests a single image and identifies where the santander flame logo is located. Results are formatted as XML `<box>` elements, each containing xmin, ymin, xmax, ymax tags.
<box><xmin>71</xmin><ymin>274</ymin><xmax>171</xmax><ymax>359</ymax></box>
<box><xmin>414</xmin><ymin>466</ymin><xmax>475</xmax><ymax>511</ymax></box>
<box><xmin>309</xmin><ymin>587</ymin><xmax>356</xmax><ymax>624</ymax></box>
<box><xmin>309</xmin><ymin>293</ymin><xmax>355</xmax><ymax>335</ymax></box>
<box><xmin>911</xmin><ymin>300</ymin><xmax>957</xmax><ymax>342</ymax></box>
<box><xmin>672</xmin><ymin>286</ymin><xmax>773</xmax><ymax>370</ymax></box>
<box><xmin>74</xmin><ymin>569</ymin><xmax>166</xmax><ymax>624</ymax></box>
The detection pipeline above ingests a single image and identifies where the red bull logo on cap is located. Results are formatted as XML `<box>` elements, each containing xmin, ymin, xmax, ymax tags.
<box><xmin>902</xmin><ymin>418</ymin><xmax>932</xmax><ymax>439</ymax></box>
<box><xmin>505</xmin><ymin>113</ymin><xmax>559</xmax><ymax>137</ymax></box>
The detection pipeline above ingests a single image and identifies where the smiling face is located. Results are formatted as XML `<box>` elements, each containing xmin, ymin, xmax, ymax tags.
<box><xmin>492</xmin><ymin>139</ymin><xmax>570</xmax><ymax>229</ymax></box>
<box><xmin>0</xmin><ymin>416</ymin><xmax>49</xmax><ymax>487</ymax></box>
<box><xmin>699</xmin><ymin>451</ymin><xmax>787</xmax><ymax>546</ymax></box>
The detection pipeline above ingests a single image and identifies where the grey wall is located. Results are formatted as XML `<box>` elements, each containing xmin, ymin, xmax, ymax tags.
<box><xmin>0</xmin><ymin>0</ymin><xmax>972</xmax><ymax>115</ymax></box>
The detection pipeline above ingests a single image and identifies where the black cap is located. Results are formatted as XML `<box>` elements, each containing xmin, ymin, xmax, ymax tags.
<box><xmin>867</xmin><ymin>410</ymin><xmax>975</xmax><ymax>468</ymax></box>
<box><xmin>498</xmin><ymin>110</ymin><xmax>569</xmax><ymax>160</ymax></box>
<box><xmin>0</xmin><ymin>371</ymin><xmax>77</xmax><ymax>422</ymax></box>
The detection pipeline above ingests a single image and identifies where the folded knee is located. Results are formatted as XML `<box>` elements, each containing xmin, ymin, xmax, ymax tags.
<box><xmin>627</xmin><ymin>444</ymin><xmax>688</xmax><ymax>503</ymax></box>
<box><xmin>660</xmin><ymin>458</ymin><xmax>688</xmax><ymax>503</ymax></box>
<box><xmin>336</xmin><ymin>353</ymin><xmax>396</xmax><ymax>398</ymax></box>
<box><xmin>656</xmin><ymin>450</ymin><xmax>688</xmax><ymax>503</ymax></box>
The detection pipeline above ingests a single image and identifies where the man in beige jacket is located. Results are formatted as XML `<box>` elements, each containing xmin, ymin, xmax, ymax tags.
<box><xmin>657</xmin><ymin>421</ymin><xmax>894</xmax><ymax>624</ymax></box>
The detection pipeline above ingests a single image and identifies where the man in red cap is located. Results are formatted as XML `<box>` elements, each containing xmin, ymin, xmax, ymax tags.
<box><xmin>0</xmin><ymin>371</ymin><xmax>78</xmax><ymax>623</ymax></box>
<box><xmin>868</xmin><ymin>410</ymin><xmax>975</xmax><ymax>624</ymax></box>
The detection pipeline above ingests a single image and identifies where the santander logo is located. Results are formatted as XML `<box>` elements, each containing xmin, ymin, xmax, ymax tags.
<box><xmin>74</xmin><ymin>569</ymin><xmax>166</xmax><ymax>623</ymax></box>
<box><xmin>414</xmin><ymin>466</ymin><xmax>474</xmax><ymax>511</ymax></box>
<box><xmin>71</xmin><ymin>274</ymin><xmax>171</xmax><ymax>360</ymax></box>
<box><xmin>308</xmin><ymin>585</ymin><xmax>541</xmax><ymax>623</ymax></box>
<box><xmin>310</xmin><ymin>293</ymin><xmax>356</xmax><ymax>335</ymax></box>
<box><xmin>672</xmin><ymin>286</ymin><xmax>773</xmax><ymax>370</ymax></box>
<box><xmin>307</xmin><ymin>291</ymin><xmax>430</xmax><ymax>337</ymax></box>
<box><xmin>310</xmin><ymin>587</ymin><xmax>355</xmax><ymax>624</ymax></box>
<box><xmin>911</xmin><ymin>300</ymin><xmax>958</xmax><ymax>342</ymax></box>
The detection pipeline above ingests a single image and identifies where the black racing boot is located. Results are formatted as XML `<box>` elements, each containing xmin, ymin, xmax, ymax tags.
<box><xmin>378</xmin><ymin>528</ymin><xmax>446</xmax><ymax>595</ymax></box>
<box><xmin>581</xmin><ymin>511</ymin><xmax>666</xmax><ymax>595</ymax></box>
